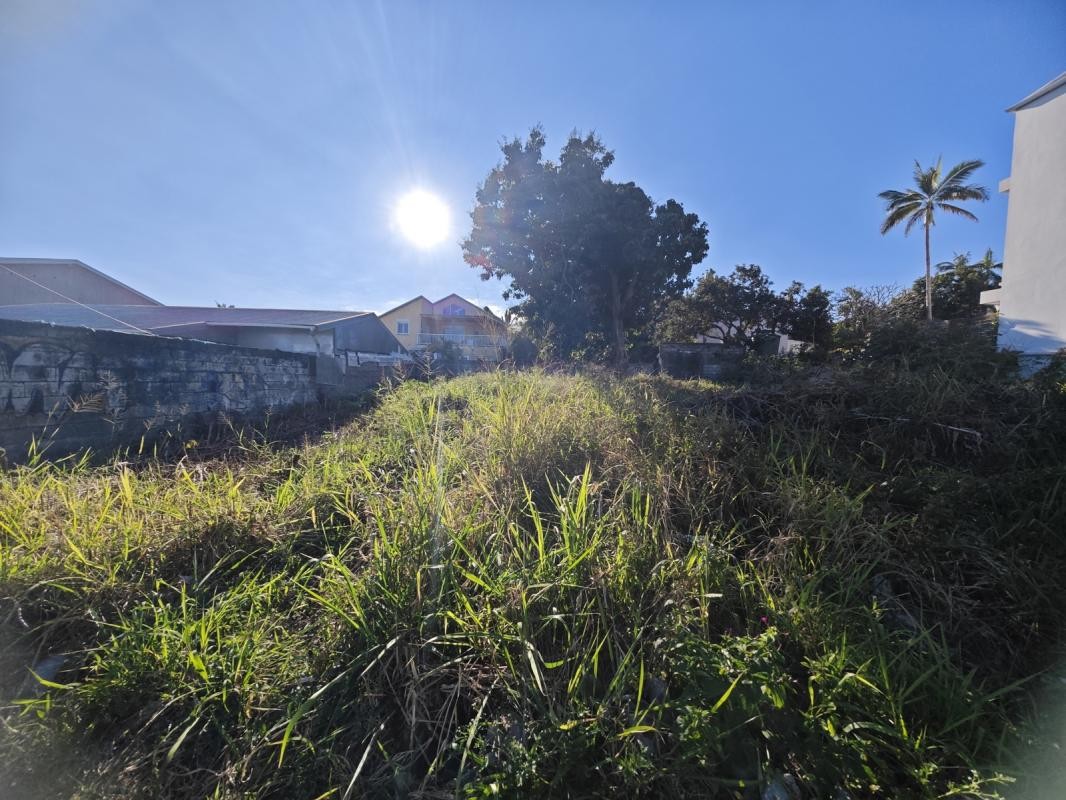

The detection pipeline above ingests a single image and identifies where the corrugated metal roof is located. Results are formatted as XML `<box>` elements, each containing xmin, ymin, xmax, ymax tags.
<box><xmin>0</xmin><ymin>303</ymin><xmax>372</xmax><ymax>333</ymax></box>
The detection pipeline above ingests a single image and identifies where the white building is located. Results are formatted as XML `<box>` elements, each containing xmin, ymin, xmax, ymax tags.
<box><xmin>984</xmin><ymin>72</ymin><xmax>1066</xmax><ymax>359</ymax></box>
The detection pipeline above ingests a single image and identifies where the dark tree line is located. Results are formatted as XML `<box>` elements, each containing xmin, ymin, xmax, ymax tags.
<box><xmin>464</xmin><ymin>131</ymin><xmax>1000</xmax><ymax>365</ymax></box>
<box><xmin>656</xmin><ymin>265</ymin><xmax>834</xmax><ymax>350</ymax></box>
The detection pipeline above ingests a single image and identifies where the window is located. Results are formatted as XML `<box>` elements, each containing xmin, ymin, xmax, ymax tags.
<box><xmin>442</xmin><ymin>304</ymin><xmax>465</xmax><ymax>317</ymax></box>
<box><xmin>396</xmin><ymin>320</ymin><xmax>409</xmax><ymax>335</ymax></box>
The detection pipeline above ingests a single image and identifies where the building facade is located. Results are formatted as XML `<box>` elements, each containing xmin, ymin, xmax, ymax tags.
<box><xmin>988</xmin><ymin>72</ymin><xmax>1066</xmax><ymax>357</ymax></box>
<box><xmin>379</xmin><ymin>294</ymin><xmax>508</xmax><ymax>363</ymax></box>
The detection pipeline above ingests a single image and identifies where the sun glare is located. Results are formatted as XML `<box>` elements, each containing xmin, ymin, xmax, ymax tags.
<box><xmin>394</xmin><ymin>189</ymin><xmax>450</xmax><ymax>249</ymax></box>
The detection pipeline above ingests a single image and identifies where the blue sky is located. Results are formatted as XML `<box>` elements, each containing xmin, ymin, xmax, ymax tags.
<box><xmin>2</xmin><ymin>1</ymin><xmax>1064</xmax><ymax>313</ymax></box>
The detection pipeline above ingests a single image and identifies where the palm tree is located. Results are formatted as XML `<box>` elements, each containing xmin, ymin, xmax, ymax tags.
<box><xmin>879</xmin><ymin>159</ymin><xmax>988</xmax><ymax>321</ymax></box>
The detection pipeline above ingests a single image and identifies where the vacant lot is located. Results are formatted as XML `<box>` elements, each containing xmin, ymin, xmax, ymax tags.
<box><xmin>2</xmin><ymin>363</ymin><xmax>1065</xmax><ymax>799</ymax></box>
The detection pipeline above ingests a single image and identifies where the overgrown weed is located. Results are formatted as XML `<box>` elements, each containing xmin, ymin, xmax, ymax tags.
<box><xmin>2</xmin><ymin>364</ymin><xmax>1064</xmax><ymax>798</ymax></box>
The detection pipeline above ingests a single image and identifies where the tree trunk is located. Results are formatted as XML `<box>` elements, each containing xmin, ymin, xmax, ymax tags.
<box><xmin>609</xmin><ymin>273</ymin><xmax>628</xmax><ymax>367</ymax></box>
<box><xmin>924</xmin><ymin>218</ymin><xmax>934</xmax><ymax>322</ymax></box>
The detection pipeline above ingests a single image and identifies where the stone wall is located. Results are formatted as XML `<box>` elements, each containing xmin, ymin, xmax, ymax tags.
<box><xmin>0</xmin><ymin>319</ymin><xmax>383</xmax><ymax>463</ymax></box>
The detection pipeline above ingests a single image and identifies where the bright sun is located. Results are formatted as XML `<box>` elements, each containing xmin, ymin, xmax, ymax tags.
<box><xmin>394</xmin><ymin>189</ymin><xmax>451</xmax><ymax>249</ymax></box>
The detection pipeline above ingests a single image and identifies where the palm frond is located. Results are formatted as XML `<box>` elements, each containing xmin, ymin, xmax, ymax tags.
<box><xmin>913</xmin><ymin>159</ymin><xmax>940</xmax><ymax>195</ymax></box>
<box><xmin>940</xmin><ymin>159</ymin><xmax>985</xmax><ymax>189</ymax></box>
<box><xmin>977</xmin><ymin>248</ymin><xmax>1000</xmax><ymax>270</ymax></box>
<box><xmin>912</xmin><ymin>160</ymin><xmax>928</xmax><ymax>188</ymax></box>
<box><xmin>879</xmin><ymin>189</ymin><xmax>924</xmax><ymax>207</ymax></box>
<box><xmin>883</xmin><ymin>157</ymin><xmax>985</xmax><ymax>246</ymax></box>
<box><xmin>939</xmin><ymin>184</ymin><xmax>989</xmax><ymax>203</ymax></box>
<box><xmin>880</xmin><ymin>202</ymin><xmax>923</xmax><ymax>235</ymax></box>
<box><xmin>935</xmin><ymin>202</ymin><xmax>980</xmax><ymax>222</ymax></box>
<box><xmin>936</xmin><ymin>253</ymin><xmax>969</xmax><ymax>273</ymax></box>
<box><xmin>903</xmin><ymin>208</ymin><xmax>928</xmax><ymax>235</ymax></box>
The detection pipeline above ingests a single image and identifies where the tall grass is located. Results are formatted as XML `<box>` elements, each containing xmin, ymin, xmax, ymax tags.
<box><xmin>1</xmin><ymin>366</ymin><xmax>1064</xmax><ymax>798</ymax></box>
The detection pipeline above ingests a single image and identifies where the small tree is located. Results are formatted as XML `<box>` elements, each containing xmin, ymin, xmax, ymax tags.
<box><xmin>832</xmin><ymin>285</ymin><xmax>900</xmax><ymax>354</ymax></box>
<box><xmin>879</xmin><ymin>158</ymin><xmax>988</xmax><ymax>321</ymax></box>
<box><xmin>658</xmin><ymin>264</ymin><xmax>784</xmax><ymax>350</ymax></box>
<box><xmin>777</xmin><ymin>282</ymin><xmax>834</xmax><ymax>349</ymax></box>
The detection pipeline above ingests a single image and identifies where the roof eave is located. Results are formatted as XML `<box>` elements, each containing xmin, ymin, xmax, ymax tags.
<box><xmin>380</xmin><ymin>295</ymin><xmax>431</xmax><ymax>317</ymax></box>
<box><xmin>1006</xmin><ymin>71</ymin><xmax>1066</xmax><ymax>112</ymax></box>
<box><xmin>203</xmin><ymin>322</ymin><xmax>317</xmax><ymax>331</ymax></box>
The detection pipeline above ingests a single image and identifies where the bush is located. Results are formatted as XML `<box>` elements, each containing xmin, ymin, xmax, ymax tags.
<box><xmin>845</xmin><ymin>315</ymin><xmax>1013</xmax><ymax>378</ymax></box>
<box><xmin>508</xmin><ymin>334</ymin><xmax>539</xmax><ymax>367</ymax></box>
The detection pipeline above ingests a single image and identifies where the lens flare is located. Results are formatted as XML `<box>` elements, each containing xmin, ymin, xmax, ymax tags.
<box><xmin>393</xmin><ymin>189</ymin><xmax>450</xmax><ymax>249</ymax></box>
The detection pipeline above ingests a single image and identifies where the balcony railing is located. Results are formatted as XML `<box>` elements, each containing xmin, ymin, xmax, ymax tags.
<box><xmin>416</xmin><ymin>332</ymin><xmax>508</xmax><ymax>348</ymax></box>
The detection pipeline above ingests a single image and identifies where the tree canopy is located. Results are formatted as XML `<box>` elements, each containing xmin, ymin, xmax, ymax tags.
<box><xmin>658</xmin><ymin>264</ymin><xmax>833</xmax><ymax>351</ymax></box>
<box><xmin>778</xmin><ymin>281</ymin><xmax>834</xmax><ymax>349</ymax></box>
<box><xmin>893</xmin><ymin>249</ymin><xmax>1001</xmax><ymax>321</ymax></box>
<box><xmin>462</xmin><ymin>129</ymin><xmax>708</xmax><ymax>364</ymax></box>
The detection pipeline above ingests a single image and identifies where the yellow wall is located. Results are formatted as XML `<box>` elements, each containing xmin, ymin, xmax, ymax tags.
<box><xmin>378</xmin><ymin>297</ymin><xmax>426</xmax><ymax>351</ymax></box>
<box><xmin>379</xmin><ymin>295</ymin><xmax>506</xmax><ymax>356</ymax></box>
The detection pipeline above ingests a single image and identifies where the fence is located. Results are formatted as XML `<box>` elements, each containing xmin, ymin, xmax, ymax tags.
<box><xmin>0</xmin><ymin>319</ymin><xmax>387</xmax><ymax>462</ymax></box>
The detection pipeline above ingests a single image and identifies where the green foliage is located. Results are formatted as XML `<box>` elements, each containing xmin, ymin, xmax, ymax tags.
<box><xmin>2</xmin><ymin>365</ymin><xmax>1064</xmax><ymax>798</ymax></box>
<box><xmin>659</xmin><ymin>264</ymin><xmax>778</xmax><ymax>348</ymax></box>
<box><xmin>507</xmin><ymin>334</ymin><xmax>540</xmax><ymax>367</ymax></box>
<box><xmin>894</xmin><ymin>249</ymin><xmax>1002</xmax><ymax>321</ymax></box>
<box><xmin>659</xmin><ymin>265</ymin><xmax>833</xmax><ymax>352</ymax></box>
<box><xmin>423</xmin><ymin>338</ymin><xmax>464</xmax><ymax>376</ymax></box>
<box><xmin>463</xmin><ymin>128</ymin><xmax>708</xmax><ymax>365</ymax></box>
<box><xmin>778</xmin><ymin>281</ymin><xmax>834</xmax><ymax>349</ymax></box>
<box><xmin>832</xmin><ymin>285</ymin><xmax>901</xmax><ymax>355</ymax></box>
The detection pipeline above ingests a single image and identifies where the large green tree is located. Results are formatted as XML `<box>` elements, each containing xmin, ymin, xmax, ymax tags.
<box><xmin>462</xmin><ymin>129</ymin><xmax>708</xmax><ymax>365</ymax></box>
<box><xmin>879</xmin><ymin>158</ymin><xmax>988</xmax><ymax>321</ymax></box>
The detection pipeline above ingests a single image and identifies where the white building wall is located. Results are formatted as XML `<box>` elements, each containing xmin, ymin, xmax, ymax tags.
<box><xmin>998</xmin><ymin>80</ymin><xmax>1066</xmax><ymax>354</ymax></box>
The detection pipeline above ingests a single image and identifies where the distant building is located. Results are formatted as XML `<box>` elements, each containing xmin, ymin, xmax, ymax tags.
<box><xmin>0</xmin><ymin>258</ymin><xmax>161</xmax><ymax>306</ymax></box>
<box><xmin>696</xmin><ymin>322</ymin><xmax>810</xmax><ymax>355</ymax></box>
<box><xmin>984</xmin><ymin>72</ymin><xmax>1066</xmax><ymax>358</ymax></box>
<box><xmin>379</xmin><ymin>294</ymin><xmax>508</xmax><ymax>363</ymax></box>
<box><xmin>0</xmin><ymin>303</ymin><xmax>404</xmax><ymax>359</ymax></box>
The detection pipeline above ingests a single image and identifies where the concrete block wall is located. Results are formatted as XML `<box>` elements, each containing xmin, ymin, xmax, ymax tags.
<box><xmin>0</xmin><ymin>319</ymin><xmax>381</xmax><ymax>462</ymax></box>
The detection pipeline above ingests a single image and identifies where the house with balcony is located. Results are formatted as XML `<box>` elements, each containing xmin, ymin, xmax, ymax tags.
<box><xmin>379</xmin><ymin>294</ymin><xmax>508</xmax><ymax>364</ymax></box>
